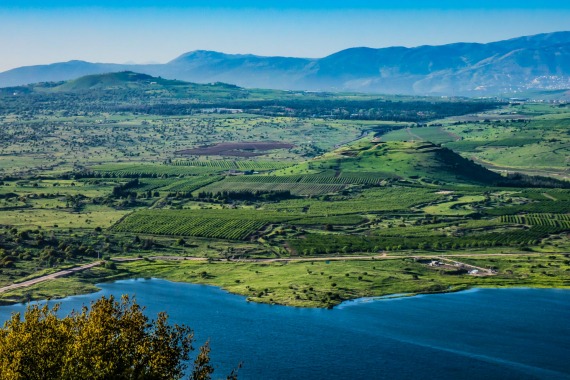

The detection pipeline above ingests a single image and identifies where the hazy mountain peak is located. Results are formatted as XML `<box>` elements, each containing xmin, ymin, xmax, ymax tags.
<box><xmin>1</xmin><ymin>31</ymin><xmax>569</xmax><ymax>95</ymax></box>
<box><xmin>169</xmin><ymin>50</ymin><xmax>238</xmax><ymax>63</ymax></box>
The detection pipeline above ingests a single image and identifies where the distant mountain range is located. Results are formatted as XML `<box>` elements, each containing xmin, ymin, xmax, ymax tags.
<box><xmin>1</xmin><ymin>32</ymin><xmax>570</xmax><ymax>96</ymax></box>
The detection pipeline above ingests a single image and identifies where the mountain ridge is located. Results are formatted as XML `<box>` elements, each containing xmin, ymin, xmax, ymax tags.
<box><xmin>1</xmin><ymin>31</ymin><xmax>569</xmax><ymax>96</ymax></box>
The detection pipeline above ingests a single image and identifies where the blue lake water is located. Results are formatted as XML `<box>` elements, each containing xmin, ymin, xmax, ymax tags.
<box><xmin>1</xmin><ymin>280</ymin><xmax>569</xmax><ymax>380</ymax></box>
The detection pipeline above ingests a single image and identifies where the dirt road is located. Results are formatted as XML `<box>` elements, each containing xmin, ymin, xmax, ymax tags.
<box><xmin>0</xmin><ymin>251</ymin><xmax>556</xmax><ymax>294</ymax></box>
<box><xmin>406</xmin><ymin>128</ymin><xmax>424</xmax><ymax>141</ymax></box>
<box><xmin>117</xmin><ymin>251</ymin><xmax>552</xmax><ymax>264</ymax></box>
<box><xmin>0</xmin><ymin>262</ymin><xmax>103</xmax><ymax>294</ymax></box>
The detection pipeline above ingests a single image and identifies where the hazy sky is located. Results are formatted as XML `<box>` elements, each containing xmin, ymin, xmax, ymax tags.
<box><xmin>1</xmin><ymin>0</ymin><xmax>569</xmax><ymax>72</ymax></box>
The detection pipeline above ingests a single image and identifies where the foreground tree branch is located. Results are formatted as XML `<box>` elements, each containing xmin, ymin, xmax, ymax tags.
<box><xmin>0</xmin><ymin>295</ymin><xmax>234</xmax><ymax>380</ymax></box>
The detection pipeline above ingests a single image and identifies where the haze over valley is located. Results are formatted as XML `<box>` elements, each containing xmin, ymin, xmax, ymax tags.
<box><xmin>1</xmin><ymin>32</ymin><xmax>570</xmax><ymax>96</ymax></box>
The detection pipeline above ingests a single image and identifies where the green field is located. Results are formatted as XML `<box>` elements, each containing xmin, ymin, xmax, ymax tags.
<box><xmin>0</xmin><ymin>73</ymin><xmax>568</xmax><ymax>307</ymax></box>
<box><xmin>381</xmin><ymin>104</ymin><xmax>570</xmax><ymax>179</ymax></box>
<box><xmin>112</xmin><ymin>209</ymin><xmax>302</xmax><ymax>240</ymax></box>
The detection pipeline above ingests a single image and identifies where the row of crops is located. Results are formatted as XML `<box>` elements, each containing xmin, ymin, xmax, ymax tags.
<box><xmin>522</xmin><ymin>189</ymin><xmax>570</xmax><ymax>202</ymax></box>
<box><xmin>91</xmin><ymin>164</ymin><xmax>218</xmax><ymax>177</ymax></box>
<box><xmin>197</xmin><ymin>181</ymin><xmax>347</xmax><ymax>196</ymax></box>
<box><xmin>112</xmin><ymin>209</ymin><xmax>304</xmax><ymax>240</ymax></box>
<box><xmin>336</xmin><ymin>172</ymin><xmax>390</xmax><ymax>184</ymax></box>
<box><xmin>373</xmin><ymin>223</ymin><xmax>459</xmax><ymax>238</ymax></box>
<box><xmin>161</xmin><ymin>176</ymin><xmax>223</xmax><ymax>193</ymax></box>
<box><xmin>224</xmin><ymin>173</ymin><xmax>385</xmax><ymax>185</ymax></box>
<box><xmin>135</xmin><ymin>179</ymin><xmax>177</xmax><ymax>192</ymax></box>
<box><xmin>223</xmin><ymin>175</ymin><xmax>306</xmax><ymax>183</ymax></box>
<box><xmin>113</xmin><ymin>212</ymin><xmax>266</xmax><ymax>240</ymax></box>
<box><xmin>485</xmin><ymin>201</ymin><xmax>570</xmax><ymax>215</ymax></box>
<box><xmin>265</xmin><ymin>187</ymin><xmax>444</xmax><ymax>214</ymax></box>
<box><xmin>194</xmin><ymin>172</ymin><xmax>391</xmax><ymax>195</ymax></box>
<box><xmin>298</xmin><ymin>174</ymin><xmax>384</xmax><ymax>185</ymax></box>
<box><xmin>169</xmin><ymin>160</ymin><xmax>293</xmax><ymax>170</ymax></box>
<box><xmin>291</xmin><ymin>215</ymin><xmax>366</xmax><ymax>226</ymax></box>
<box><xmin>500</xmin><ymin>214</ymin><xmax>570</xmax><ymax>228</ymax></box>
<box><xmin>288</xmin><ymin>225</ymin><xmax>563</xmax><ymax>254</ymax></box>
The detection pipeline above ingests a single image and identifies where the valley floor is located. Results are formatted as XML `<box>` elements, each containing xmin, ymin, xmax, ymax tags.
<box><xmin>0</xmin><ymin>90</ymin><xmax>568</xmax><ymax>308</ymax></box>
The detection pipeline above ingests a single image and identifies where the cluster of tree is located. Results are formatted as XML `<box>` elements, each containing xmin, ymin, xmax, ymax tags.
<box><xmin>196</xmin><ymin>190</ymin><xmax>295</xmax><ymax>202</ymax></box>
<box><xmin>166</xmin><ymin>191</ymin><xmax>194</xmax><ymax>199</ymax></box>
<box><xmin>131</xmin><ymin>235</ymin><xmax>157</xmax><ymax>250</ymax></box>
<box><xmin>0</xmin><ymin>228</ymin><xmax>104</xmax><ymax>268</ymax></box>
<box><xmin>0</xmin><ymin>89</ymin><xmax>502</xmax><ymax>123</ymax></box>
<box><xmin>74</xmin><ymin>171</ymin><xmax>172</xmax><ymax>179</ymax></box>
<box><xmin>497</xmin><ymin>173</ymin><xmax>570</xmax><ymax>189</ymax></box>
<box><xmin>139</xmin><ymin>190</ymin><xmax>161</xmax><ymax>199</ymax></box>
<box><xmin>111</xmin><ymin>178</ymin><xmax>141</xmax><ymax>198</ymax></box>
<box><xmin>432</xmin><ymin>146</ymin><xmax>503</xmax><ymax>184</ymax></box>
<box><xmin>417</xmin><ymin>146</ymin><xmax>569</xmax><ymax>189</ymax></box>
<box><xmin>0</xmin><ymin>295</ymin><xmax>238</xmax><ymax>380</ymax></box>
<box><xmin>289</xmin><ymin>227</ymin><xmax>559</xmax><ymax>255</ymax></box>
<box><xmin>0</xmin><ymin>228</ymin><xmax>175</xmax><ymax>270</ymax></box>
<box><xmin>116</xmin><ymin>99</ymin><xmax>502</xmax><ymax>122</ymax></box>
<box><xmin>0</xmin><ymin>191</ymin><xmax>87</xmax><ymax>212</ymax></box>
<box><xmin>451</xmin><ymin>118</ymin><xmax>529</xmax><ymax>125</ymax></box>
<box><xmin>0</xmin><ymin>192</ymin><xmax>18</xmax><ymax>200</ymax></box>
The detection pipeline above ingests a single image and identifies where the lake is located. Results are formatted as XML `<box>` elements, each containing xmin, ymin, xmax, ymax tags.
<box><xmin>1</xmin><ymin>280</ymin><xmax>569</xmax><ymax>380</ymax></box>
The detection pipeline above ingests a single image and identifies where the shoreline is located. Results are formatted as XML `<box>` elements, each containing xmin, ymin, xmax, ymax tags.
<box><xmin>1</xmin><ymin>251</ymin><xmax>569</xmax><ymax>308</ymax></box>
<box><xmin>1</xmin><ymin>270</ymin><xmax>569</xmax><ymax>309</ymax></box>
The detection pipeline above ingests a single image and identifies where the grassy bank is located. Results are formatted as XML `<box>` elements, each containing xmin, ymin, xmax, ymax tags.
<box><xmin>2</xmin><ymin>254</ymin><xmax>569</xmax><ymax>308</ymax></box>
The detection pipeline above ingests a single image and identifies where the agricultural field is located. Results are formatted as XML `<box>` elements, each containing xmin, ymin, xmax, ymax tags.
<box><xmin>197</xmin><ymin>180</ymin><xmax>347</xmax><ymax>196</ymax></box>
<box><xmin>175</xmin><ymin>141</ymin><xmax>295</xmax><ymax>157</ymax></box>
<box><xmin>380</xmin><ymin>103</ymin><xmax>570</xmax><ymax>179</ymax></box>
<box><xmin>112</xmin><ymin>209</ymin><xmax>303</xmax><ymax>240</ymax></box>
<box><xmin>0</xmin><ymin>114</ymin><xmax>388</xmax><ymax>176</ymax></box>
<box><xmin>0</xmin><ymin>73</ymin><xmax>569</xmax><ymax>307</ymax></box>
<box><xmin>170</xmin><ymin>160</ymin><xmax>294</xmax><ymax>171</ymax></box>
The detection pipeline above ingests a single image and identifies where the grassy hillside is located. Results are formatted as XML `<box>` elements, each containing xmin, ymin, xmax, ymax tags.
<box><xmin>274</xmin><ymin>140</ymin><xmax>502</xmax><ymax>185</ymax></box>
<box><xmin>380</xmin><ymin>103</ymin><xmax>570</xmax><ymax>179</ymax></box>
<box><xmin>54</xmin><ymin>71</ymin><xmax>185</xmax><ymax>91</ymax></box>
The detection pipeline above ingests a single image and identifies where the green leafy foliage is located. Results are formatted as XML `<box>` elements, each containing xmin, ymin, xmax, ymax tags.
<box><xmin>0</xmin><ymin>295</ymin><xmax>227</xmax><ymax>380</ymax></box>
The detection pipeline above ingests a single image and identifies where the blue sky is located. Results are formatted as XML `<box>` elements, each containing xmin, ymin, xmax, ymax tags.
<box><xmin>4</xmin><ymin>0</ymin><xmax>570</xmax><ymax>9</ymax></box>
<box><xmin>1</xmin><ymin>1</ymin><xmax>569</xmax><ymax>71</ymax></box>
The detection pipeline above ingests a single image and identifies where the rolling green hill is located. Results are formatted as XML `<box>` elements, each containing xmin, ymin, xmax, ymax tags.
<box><xmin>278</xmin><ymin>140</ymin><xmax>503</xmax><ymax>185</ymax></box>
<box><xmin>41</xmin><ymin>71</ymin><xmax>254</xmax><ymax>102</ymax></box>
<box><xmin>53</xmin><ymin>71</ymin><xmax>187</xmax><ymax>91</ymax></box>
